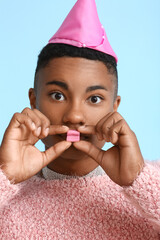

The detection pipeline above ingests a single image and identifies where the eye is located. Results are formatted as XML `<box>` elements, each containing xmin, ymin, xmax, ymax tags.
<box><xmin>88</xmin><ymin>95</ymin><xmax>103</xmax><ymax>104</ymax></box>
<box><xmin>50</xmin><ymin>92</ymin><xmax>65</xmax><ymax>101</ymax></box>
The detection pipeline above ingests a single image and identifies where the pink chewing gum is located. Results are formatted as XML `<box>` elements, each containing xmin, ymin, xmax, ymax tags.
<box><xmin>66</xmin><ymin>130</ymin><xmax>80</xmax><ymax>142</ymax></box>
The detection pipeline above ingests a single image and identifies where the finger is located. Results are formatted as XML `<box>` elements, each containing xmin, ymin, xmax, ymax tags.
<box><xmin>22</xmin><ymin>108</ymin><xmax>44</xmax><ymax>138</ymax></box>
<box><xmin>7</xmin><ymin>112</ymin><xmax>36</xmax><ymax>133</ymax></box>
<box><xmin>49</xmin><ymin>125</ymin><xmax>69</xmax><ymax>135</ymax></box>
<box><xmin>95</xmin><ymin>112</ymin><xmax>113</xmax><ymax>140</ymax></box>
<box><xmin>74</xmin><ymin>141</ymin><xmax>121</xmax><ymax>183</ymax></box>
<box><xmin>22</xmin><ymin>108</ymin><xmax>41</xmax><ymax>127</ymax></box>
<box><xmin>73</xmin><ymin>141</ymin><xmax>104</xmax><ymax>166</ymax></box>
<box><xmin>78</xmin><ymin>125</ymin><xmax>102</xmax><ymax>141</ymax></box>
<box><xmin>42</xmin><ymin>141</ymin><xmax>72</xmax><ymax>167</ymax></box>
<box><xmin>108</xmin><ymin>119</ymin><xmax>132</xmax><ymax>146</ymax></box>
<box><xmin>97</xmin><ymin>112</ymin><xmax>123</xmax><ymax>141</ymax></box>
<box><xmin>3</xmin><ymin>113</ymin><xmax>38</xmax><ymax>142</ymax></box>
<box><xmin>32</xmin><ymin>109</ymin><xmax>50</xmax><ymax>137</ymax></box>
<box><xmin>27</xmin><ymin>108</ymin><xmax>50</xmax><ymax>139</ymax></box>
<box><xmin>22</xmin><ymin>108</ymin><xmax>50</xmax><ymax>139</ymax></box>
<box><xmin>78</xmin><ymin>125</ymin><xmax>106</xmax><ymax>141</ymax></box>
<box><xmin>77</xmin><ymin>125</ymin><xmax>96</xmax><ymax>135</ymax></box>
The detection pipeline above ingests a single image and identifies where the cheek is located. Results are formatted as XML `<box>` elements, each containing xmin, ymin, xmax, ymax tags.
<box><xmin>37</xmin><ymin>100</ymin><xmax>64</xmax><ymax>124</ymax></box>
<box><xmin>86</xmin><ymin>104</ymin><xmax>113</xmax><ymax>125</ymax></box>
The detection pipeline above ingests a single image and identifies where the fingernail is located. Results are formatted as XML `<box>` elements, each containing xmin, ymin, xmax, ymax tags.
<box><xmin>62</xmin><ymin>125</ymin><xmax>69</xmax><ymax>129</ymax></box>
<box><xmin>65</xmin><ymin>142</ymin><xmax>72</xmax><ymax>149</ymax></box>
<box><xmin>31</xmin><ymin>122</ymin><xmax>36</xmax><ymax>130</ymax></box>
<box><xmin>44</xmin><ymin>128</ymin><xmax>49</xmax><ymax>136</ymax></box>
<box><xmin>36</xmin><ymin>127</ymin><xmax>41</xmax><ymax>136</ymax></box>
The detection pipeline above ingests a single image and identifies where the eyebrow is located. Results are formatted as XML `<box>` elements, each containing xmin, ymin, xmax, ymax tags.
<box><xmin>46</xmin><ymin>80</ymin><xmax>68</xmax><ymax>90</ymax></box>
<box><xmin>86</xmin><ymin>85</ymin><xmax>108</xmax><ymax>92</ymax></box>
<box><xmin>46</xmin><ymin>80</ymin><xmax>107</xmax><ymax>93</ymax></box>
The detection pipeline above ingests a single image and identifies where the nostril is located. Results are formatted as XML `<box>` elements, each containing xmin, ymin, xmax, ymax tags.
<box><xmin>62</xmin><ymin>108</ymin><xmax>85</xmax><ymax>125</ymax></box>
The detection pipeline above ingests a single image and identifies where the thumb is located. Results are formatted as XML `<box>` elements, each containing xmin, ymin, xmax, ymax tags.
<box><xmin>73</xmin><ymin>141</ymin><xmax>121</xmax><ymax>184</ymax></box>
<box><xmin>42</xmin><ymin>141</ymin><xmax>72</xmax><ymax>167</ymax></box>
<box><xmin>73</xmin><ymin>141</ymin><xmax>104</xmax><ymax>165</ymax></box>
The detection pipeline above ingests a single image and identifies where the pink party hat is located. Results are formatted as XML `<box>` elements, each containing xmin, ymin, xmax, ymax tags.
<box><xmin>49</xmin><ymin>0</ymin><xmax>118</xmax><ymax>62</ymax></box>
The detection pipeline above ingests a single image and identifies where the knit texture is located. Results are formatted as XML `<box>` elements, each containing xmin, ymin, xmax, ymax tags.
<box><xmin>0</xmin><ymin>162</ymin><xmax>160</xmax><ymax>239</ymax></box>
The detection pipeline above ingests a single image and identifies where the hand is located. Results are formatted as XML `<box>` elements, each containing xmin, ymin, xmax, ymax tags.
<box><xmin>74</xmin><ymin>112</ymin><xmax>144</xmax><ymax>186</ymax></box>
<box><xmin>0</xmin><ymin>108</ymin><xmax>71</xmax><ymax>183</ymax></box>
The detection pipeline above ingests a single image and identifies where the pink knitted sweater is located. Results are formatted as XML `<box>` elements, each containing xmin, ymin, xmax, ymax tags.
<box><xmin>0</xmin><ymin>162</ymin><xmax>160</xmax><ymax>239</ymax></box>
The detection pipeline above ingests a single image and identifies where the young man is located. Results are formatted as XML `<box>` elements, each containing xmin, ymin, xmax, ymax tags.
<box><xmin>0</xmin><ymin>0</ymin><xmax>159</xmax><ymax>239</ymax></box>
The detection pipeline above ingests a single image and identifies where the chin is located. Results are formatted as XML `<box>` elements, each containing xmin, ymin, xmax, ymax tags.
<box><xmin>41</xmin><ymin>136</ymin><xmax>87</xmax><ymax>160</ymax></box>
<box><xmin>60</xmin><ymin>145</ymin><xmax>88</xmax><ymax>160</ymax></box>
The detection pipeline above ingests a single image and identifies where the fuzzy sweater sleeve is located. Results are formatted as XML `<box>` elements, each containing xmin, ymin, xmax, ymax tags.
<box><xmin>0</xmin><ymin>168</ymin><xmax>19</xmax><ymax>206</ymax></box>
<box><xmin>123</xmin><ymin>161</ymin><xmax>160</xmax><ymax>232</ymax></box>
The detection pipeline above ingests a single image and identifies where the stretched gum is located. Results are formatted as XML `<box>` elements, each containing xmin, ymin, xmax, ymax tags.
<box><xmin>66</xmin><ymin>130</ymin><xmax>80</xmax><ymax>142</ymax></box>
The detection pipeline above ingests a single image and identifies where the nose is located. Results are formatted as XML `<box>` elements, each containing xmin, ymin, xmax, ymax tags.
<box><xmin>62</xmin><ymin>103</ymin><xmax>85</xmax><ymax>127</ymax></box>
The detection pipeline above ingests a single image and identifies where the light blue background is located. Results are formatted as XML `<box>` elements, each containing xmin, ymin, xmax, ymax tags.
<box><xmin>0</xmin><ymin>0</ymin><xmax>159</xmax><ymax>160</ymax></box>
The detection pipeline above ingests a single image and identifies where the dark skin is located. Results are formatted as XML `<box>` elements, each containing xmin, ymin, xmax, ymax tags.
<box><xmin>0</xmin><ymin>57</ymin><xmax>144</xmax><ymax>185</ymax></box>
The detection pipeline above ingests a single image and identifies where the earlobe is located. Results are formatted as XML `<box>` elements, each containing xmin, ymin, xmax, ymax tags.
<box><xmin>28</xmin><ymin>88</ymin><xmax>36</xmax><ymax>109</ymax></box>
<box><xmin>113</xmin><ymin>96</ymin><xmax>121</xmax><ymax>112</ymax></box>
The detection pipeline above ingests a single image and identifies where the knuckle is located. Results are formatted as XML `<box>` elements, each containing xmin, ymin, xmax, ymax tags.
<box><xmin>32</xmin><ymin>108</ymin><xmax>39</xmax><ymax>114</ymax></box>
<box><xmin>114</xmin><ymin>112</ymin><xmax>121</xmax><ymax>118</ymax></box>
<box><xmin>112</xmin><ymin>112</ymin><xmax>123</xmax><ymax>122</ymax></box>
<box><xmin>42</xmin><ymin>118</ymin><xmax>50</xmax><ymax>127</ymax></box>
<box><xmin>102</xmin><ymin>124</ymin><xmax>110</xmax><ymax>133</ymax></box>
<box><xmin>119</xmin><ymin>119</ymin><xmax>125</xmax><ymax>125</ymax></box>
<box><xmin>13</xmin><ymin>112</ymin><xmax>19</xmax><ymax>119</ymax></box>
<box><xmin>34</xmin><ymin>118</ymin><xmax>41</xmax><ymax>127</ymax></box>
<box><xmin>25</xmin><ymin>116</ymin><xmax>32</xmax><ymax>124</ymax></box>
<box><xmin>22</xmin><ymin>107</ymin><xmax>31</xmax><ymax>113</ymax></box>
<box><xmin>32</xmin><ymin>108</ymin><xmax>42</xmax><ymax>116</ymax></box>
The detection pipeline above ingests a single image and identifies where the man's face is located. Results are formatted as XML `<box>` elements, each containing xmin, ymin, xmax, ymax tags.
<box><xmin>31</xmin><ymin>57</ymin><xmax>120</xmax><ymax>159</ymax></box>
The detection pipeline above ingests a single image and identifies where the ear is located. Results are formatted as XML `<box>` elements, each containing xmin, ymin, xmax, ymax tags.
<box><xmin>28</xmin><ymin>88</ymin><xmax>36</xmax><ymax>109</ymax></box>
<box><xmin>113</xmin><ymin>95</ymin><xmax>121</xmax><ymax>112</ymax></box>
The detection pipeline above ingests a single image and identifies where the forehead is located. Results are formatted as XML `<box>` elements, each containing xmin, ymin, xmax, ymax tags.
<box><xmin>37</xmin><ymin>57</ymin><xmax>115</xmax><ymax>91</ymax></box>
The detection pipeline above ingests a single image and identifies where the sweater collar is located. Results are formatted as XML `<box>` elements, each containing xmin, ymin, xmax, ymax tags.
<box><xmin>42</xmin><ymin>165</ymin><xmax>105</xmax><ymax>180</ymax></box>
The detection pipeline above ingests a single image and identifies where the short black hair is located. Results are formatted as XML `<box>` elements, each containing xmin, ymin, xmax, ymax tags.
<box><xmin>34</xmin><ymin>43</ymin><xmax>118</xmax><ymax>98</ymax></box>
